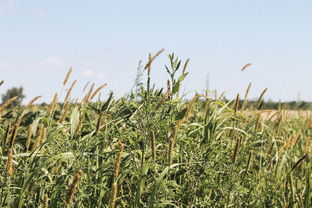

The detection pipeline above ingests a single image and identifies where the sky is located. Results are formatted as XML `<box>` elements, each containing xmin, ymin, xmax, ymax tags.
<box><xmin>0</xmin><ymin>0</ymin><xmax>312</xmax><ymax>103</ymax></box>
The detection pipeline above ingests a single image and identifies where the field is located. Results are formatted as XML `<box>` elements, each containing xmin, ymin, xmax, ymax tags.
<box><xmin>244</xmin><ymin>110</ymin><xmax>312</xmax><ymax>120</ymax></box>
<box><xmin>0</xmin><ymin>53</ymin><xmax>311</xmax><ymax>208</ymax></box>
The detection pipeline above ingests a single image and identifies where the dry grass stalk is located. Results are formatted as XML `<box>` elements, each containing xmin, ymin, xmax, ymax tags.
<box><xmin>25</xmin><ymin>124</ymin><xmax>33</xmax><ymax>151</ymax></box>
<box><xmin>232</xmin><ymin>137</ymin><xmax>241</xmax><ymax>163</ymax></box>
<box><xmin>6</xmin><ymin>148</ymin><xmax>13</xmax><ymax>177</ymax></box>
<box><xmin>0</xmin><ymin>96</ymin><xmax>18</xmax><ymax>112</ymax></box>
<box><xmin>108</xmin><ymin>141</ymin><xmax>124</xmax><ymax>208</ymax></box>
<box><xmin>31</xmin><ymin>124</ymin><xmax>44</xmax><ymax>151</ymax></box>
<box><xmin>8</xmin><ymin>116</ymin><xmax>22</xmax><ymax>148</ymax></box>
<box><xmin>42</xmin><ymin>127</ymin><xmax>47</xmax><ymax>142</ymax></box>
<box><xmin>108</xmin><ymin>182</ymin><xmax>118</xmax><ymax>208</ymax></box>
<box><xmin>49</xmin><ymin>93</ymin><xmax>58</xmax><ymax>114</ymax></box>
<box><xmin>275</xmin><ymin>112</ymin><xmax>283</xmax><ymax>132</ymax></box>
<box><xmin>257</xmin><ymin>88</ymin><xmax>268</xmax><ymax>109</ymax></box>
<box><xmin>113</xmin><ymin>141</ymin><xmax>124</xmax><ymax>181</ymax></box>
<box><xmin>63</xmin><ymin>67</ymin><xmax>72</xmax><ymax>86</ymax></box>
<box><xmin>146</xmin><ymin>53</ymin><xmax>152</xmax><ymax>92</ymax></box>
<box><xmin>151</xmin><ymin>131</ymin><xmax>156</xmax><ymax>161</ymax></box>
<box><xmin>281</xmin><ymin>133</ymin><xmax>301</xmax><ymax>152</ymax></box>
<box><xmin>268</xmin><ymin>111</ymin><xmax>279</xmax><ymax>122</ymax></box>
<box><xmin>242</xmin><ymin>83</ymin><xmax>252</xmax><ymax>110</ymax></box>
<box><xmin>90</xmin><ymin>84</ymin><xmax>107</xmax><ymax>100</ymax></box>
<box><xmin>2</xmin><ymin>122</ymin><xmax>11</xmax><ymax>150</ymax></box>
<box><xmin>181</xmin><ymin>94</ymin><xmax>203</xmax><ymax>123</ymax></box>
<box><xmin>254</xmin><ymin>112</ymin><xmax>261</xmax><ymax>132</ymax></box>
<box><xmin>243</xmin><ymin>151</ymin><xmax>253</xmax><ymax>178</ymax></box>
<box><xmin>144</xmin><ymin>48</ymin><xmax>165</xmax><ymax>70</ymax></box>
<box><xmin>267</xmin><ymin>142</ymin><xmax>275</xmax><ymax>156</ymax></box>
<box><xmin>167</xmin><ymin>80</ymin><xmax>171</xmax><ymax>99</ymax></box>
<box><xmin>147</xmin><ymin>53</ymin><xmax>152</xmax><ymax>77</ymax></box>
<box><xmin>168</xmin><ymin>138</ymin><xmax>174</xmax><ymax>166</ymax></box>
<box><xmin>241</xmin><ymin>63</ymin><xmax>252</xmax><ymax>71</ymax></box>
<box><xmin>82</xmin><ymin>83</ymin><xmax>94</xmax><ymax>104</ymax></box>
<box><xmin>291</xmin><ymin>154</ymin><xmax>307</xmax><ymax>172</ymax></box>
<box><xmin>293</xmin><ymin>133</ymin><xmax>301</xmax><ymax>146</ymax></box>
<box><xmin>234</xmin><ymin>94</ymin><xmax>240</xmax><ymax>114</ymax></box>
<box><xmin>63</xmin><ymin>80</ymin><xmax>77</xmax><ymax>104</ymax></box>
<box><xmin>44</xmin><ymin>194</ymin><xmax>49</xmax><ymax>208</ymax></box>
<box><xmin>60</xmin><ymin>102</ymin><xmax>70</xmax><ymax>123</ymax></box>
<box><xmin>66</xmin><ymin>169</ymin><xmax>83</xmax><ymax>205</ymax></box>
<box><xmin>75</xmin><ymin>113</ymin><xmax>85</xmax><ymax>135</ymax></box>
<box><xmin>229</xmin><ymin>126</ymin><xmax>235</xmax><ymax>137</ymax></box>
<box><xmin>26</xmin><ymin>96</ymin><xmax>42</xmax><ymax>108</ymax></box>
<box><xmin>83</xmin><ymin>81</ymin><xmax>90</xmax><ymax>92</ymax></box>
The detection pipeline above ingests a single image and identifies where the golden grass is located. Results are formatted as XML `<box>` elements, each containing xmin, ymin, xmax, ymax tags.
<box><xmin>63</xmin><ymin>67</ymin><xmax>72</xmax><ymax>86</ymax></box>
<box><xmin>66</xmin><ymin>169</ymin><xmax>83</xmax><ymax>205</ymax></box>
<box><xmin>244</xmin><ymin>110</ymin><xmax>312</xmax><ymax>120</ymax></box>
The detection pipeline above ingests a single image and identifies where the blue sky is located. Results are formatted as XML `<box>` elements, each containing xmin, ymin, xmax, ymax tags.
<box><xmin>0</xmin><ymin>0</ymin><xmax>312</xmax><ymax>103</ymax></box>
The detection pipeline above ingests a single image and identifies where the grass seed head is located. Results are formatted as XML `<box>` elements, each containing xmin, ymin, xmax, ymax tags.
<box><xmin>66</xmin><ymin>169</ymin><xmax>83</xmax><ymax>205</ymax></box>
<box><xmin>31</xmin><ymin>124</ymin><xmax>44</xmax><ymax>151</ymax></box>
<box><xmin>109</xmin><ymin>182</ymin><xmax>118</xmax><ymax>208</ymax></box>
<box><xmin>25</xmin><ymin>124</ymin><xmax>33</xmax><ymax>151</ymax></box>
<box><xmin>0</xmin><ymin>96</ymin><xmax>19</xmax><ymax>112</ymax></box>
<box><xmin>63</xmin><ymin>67</ymin><xmax>72</xmax><ymax>86</ymax></box>
<box><xmin>2</xmin><ymin>122</ymin><xmax>11</xmax><ymax>150</ymax></box>
<box><xmin>26</xmin><ymin>96</ymin><xmax>42</xmax><ymax>108</ymax></box>
<box><xmin>257</xmin><ymin>88</ymin><xmax>268</xmax><ymax>109</ymax></box>
<box><xmin>144</xmin><ymin>48</ymin><xmax>165</xmax><ymax>70</ymax></box>
<box><xmin>64</xmin><ymin>79</ymin><xmax>77</xmax><ymax>104</ymax></box>
<box><xmin>82</xmin><ymin>83</ymin><xmax>94</xmax><ymax>104</ymax></box>
<box><xmin>113</xmin><ymin>141</ymin><xmax>124</xmax><ymax>181</ymax></box>
<box><xmin>49</xmin><ymin>93</ymin><xmax>58</xmax><ymax>114</ymax></box>
<box><xmin>91</xmin><ymin>84</ymin><xmax>107</xmax><ymax>100</ymax></box>
<box><xmin>241</xmin><ymin>63</ymin><xmax>252</xmax><ymax>71</ymax></box>
<box><xmin>6</xmin><ymin>148</ymin><xmax>13</xmax><ymax>177</ymax></box>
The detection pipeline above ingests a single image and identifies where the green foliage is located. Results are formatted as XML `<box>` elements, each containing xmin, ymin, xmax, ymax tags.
<box><xmin>0</xmin><ymin>54</ymin><xmax>311</xmax><ymax>207</ymax></box>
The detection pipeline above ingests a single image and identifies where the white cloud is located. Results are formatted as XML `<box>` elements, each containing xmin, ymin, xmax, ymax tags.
<box><xmin>0</xmin><ymin>56</ymin><xmax>67</xmax><ymax>71</ymax></box>
<box><xmin>82</xmin><ymin>70</ymin><xmax>95</xmax><ymax>77</ymax></box>
<box><xmin>34</xmin><ymin>56</ymin><xmax>65</xmax><ymax>70</ymax></box>
<box><xmin>0</xmin><ymin>0</ymin><xmax>18</xmax><ymax>15</ymax></box>
<box><xmin>96</xmin><ymin>73</ymin><xmax>106</xmax><ymax>79</ymax></box>
<box><xmin>82</xmin><ymin>70</ymin><xmax>107</xmax><ymax>80</ymax></box>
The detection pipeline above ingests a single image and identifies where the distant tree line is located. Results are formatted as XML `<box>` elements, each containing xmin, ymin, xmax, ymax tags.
<box><xmin>258</xmin><ymin>100</ymin><xmax>311</xmax><ymax>110</ymax></box>
<box><xmin>222</xmin><ymin>99</ymin><xmax>312</xmax><ymax>110</ymax></box>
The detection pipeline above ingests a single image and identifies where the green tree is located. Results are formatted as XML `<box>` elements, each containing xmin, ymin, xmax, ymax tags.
<box><xmin>1</xmin><ymin>86</ymin><xmax>26</xmax><ymax>107</ymax></box>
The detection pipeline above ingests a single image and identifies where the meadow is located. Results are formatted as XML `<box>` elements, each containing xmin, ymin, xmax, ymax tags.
<box><xmin>0</xmin><ymin>51</ymin><xmax>311</xmax><ymax>207</ymax></box>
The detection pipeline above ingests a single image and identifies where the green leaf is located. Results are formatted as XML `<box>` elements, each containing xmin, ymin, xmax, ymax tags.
<box><xmin>150</xmin><ymin>163</ymin><xmax>182</xmax><ymax>207</ymax></box>
<box><xmin>31</xmin><ymin>117</ymin><xmax>42</xmax><ymax>136</ymax></box>
<box><xmin>176</xmin><ymin>60</ymin><xmax>181</xmax><ymax>70</ymax></box>
<box><xmin>70</xmin><ymin>106</ymin><xmax>80</xmax><ymax>136</ymax></box>
<box><xmin>176</xmin><ymin>108</ymin><xmax>187</xmax><ymax>120</ymax></box>
<box><xmin>172</xmin><ymin>81</ymin><xmax>180</xmax><ymax>94</ymax></box>
<box><xmin>178</xmin><ymin>72</ymin><xmax>188</xmax><ymax>82</ymax></box>
<box><xmin>101</xmin><ymin>92</ymin><xmax>114</xmax><ymax>112</ymax></box>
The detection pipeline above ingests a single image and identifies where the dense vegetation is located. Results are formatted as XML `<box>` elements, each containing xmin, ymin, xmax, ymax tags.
<box><xmin>0</xmin><ymin>52</ymin><xmax>311</xmax><ymax>207</ymax></box>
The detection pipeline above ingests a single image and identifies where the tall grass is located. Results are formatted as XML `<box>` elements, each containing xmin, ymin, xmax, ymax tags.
<box><xmin>0</xmin><ymin>52</ymin><xmax>311</xmax><ymax>207</ymax></box>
